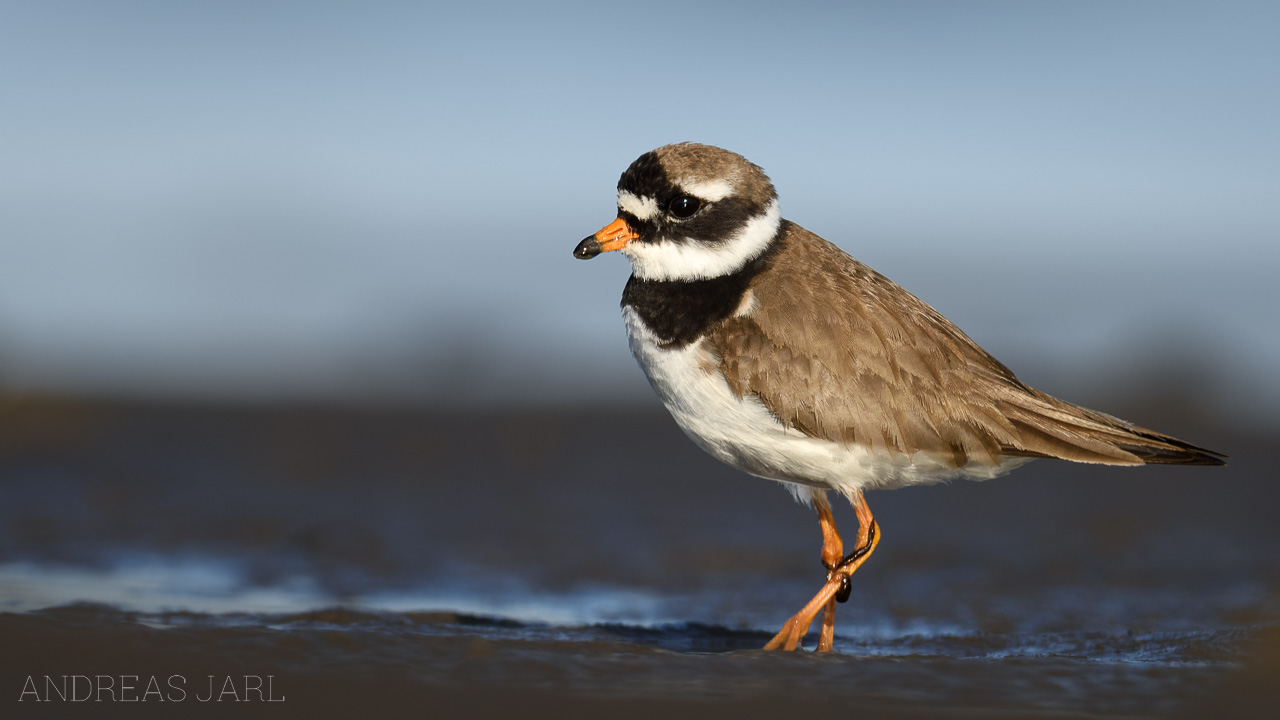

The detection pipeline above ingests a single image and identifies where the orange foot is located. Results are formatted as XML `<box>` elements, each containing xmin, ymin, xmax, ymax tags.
<box><xmin>765</xmin><ymin>489</ymin><xmax>880</xmax><ymax>652</ymax></box>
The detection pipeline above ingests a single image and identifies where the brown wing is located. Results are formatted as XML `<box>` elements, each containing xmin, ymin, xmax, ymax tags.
<box><xmin>708</xmin><ymin>223</ymin><xmax>1225</xmax><ymax>468</ymax></box>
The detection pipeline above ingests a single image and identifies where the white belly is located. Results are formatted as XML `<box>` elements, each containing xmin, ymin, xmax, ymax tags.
<box><xmin>622</xmin><ymin>307</ymin><xmax>1030</xmax><ymax>497</ymax></box>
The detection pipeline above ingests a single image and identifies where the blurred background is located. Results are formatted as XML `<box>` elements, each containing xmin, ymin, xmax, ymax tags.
<box><xmin>0</xmin><ymin>0</ymin><xmax>1276</xmax><ymax>416</ymax></box>
<box><xmin>1</xmin><ymin>2</ymin><xmax>1278</xmax><ymax>716</ymax></box>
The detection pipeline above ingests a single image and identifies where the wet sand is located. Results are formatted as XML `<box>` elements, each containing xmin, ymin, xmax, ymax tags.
<box><xmin>0</xmin><ymin>396</ymin><xmax>1276</xmax><ymax>718</ymax></box>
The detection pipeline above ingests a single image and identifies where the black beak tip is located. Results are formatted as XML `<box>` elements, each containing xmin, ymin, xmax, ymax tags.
<box><xmin>573</xmin><ymin>236</ymin><xmax>602</xmax><ymax>260</ymax></box>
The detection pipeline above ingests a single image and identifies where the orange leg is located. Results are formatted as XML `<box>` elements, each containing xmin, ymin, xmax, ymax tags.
<box><xmin>765</xmin><ymin>488</ymin><xmax>880</xmax><ymax>652</ymax></box>
<box><xmin>815</xmin><ymin>493</ymin><xmax>843</xmax><ymax>652</ymax></box>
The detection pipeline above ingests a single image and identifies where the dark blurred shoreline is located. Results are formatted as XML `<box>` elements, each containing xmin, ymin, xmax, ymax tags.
<box><xmin>3</xmin><ymin>604</ymin><xmax>1278</xmax><ymax>719</ymax></box>
<box><xmin>1</xmin><ymin>392</ymin><xmax>1276</xmax><ymax>718</ymax></box>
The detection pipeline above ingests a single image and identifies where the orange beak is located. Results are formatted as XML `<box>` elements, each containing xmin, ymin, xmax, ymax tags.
<box><xmin>573</xmin><ymin>217</ymin><xmax>638</xmax><ymax>259</ymax></box>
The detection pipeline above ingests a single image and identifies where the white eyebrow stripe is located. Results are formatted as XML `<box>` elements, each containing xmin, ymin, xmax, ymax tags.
<box><xmin>678</xmin><ymin>179</ymin><xmax>734</xmax><ymax>202</ymax></box>
<box><xmin>617</xmin><ymin>190</ymin><xmax>659</xmax><ymax>221</ymax></box>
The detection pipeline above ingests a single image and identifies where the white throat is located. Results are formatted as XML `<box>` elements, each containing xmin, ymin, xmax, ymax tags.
<box><xmin>621</xmin><ymin>200</ymin><xmax>781</xmax><ymax>282</ymax></box>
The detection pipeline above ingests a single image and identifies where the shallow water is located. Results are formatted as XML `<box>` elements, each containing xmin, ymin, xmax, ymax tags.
<box><xmin>1</xmin><ymin>398</ymin><xmax>1276</xmax><ymax>717</ymax></box>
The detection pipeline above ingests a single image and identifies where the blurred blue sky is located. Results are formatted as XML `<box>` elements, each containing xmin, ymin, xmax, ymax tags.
<box><xmin>1</xmin><ymin>1</ymin><xmax>1277</xmax><ymax>418</ymax></box>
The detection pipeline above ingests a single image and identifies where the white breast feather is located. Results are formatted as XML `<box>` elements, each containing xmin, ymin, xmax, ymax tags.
<box><xmin>622</xmin><ymin>307</ymin><xmax>1031</xmax><ymax>499</ymax></box>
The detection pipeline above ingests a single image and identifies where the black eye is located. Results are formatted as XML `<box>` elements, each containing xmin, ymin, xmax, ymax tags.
<box><xmin>667</xmin><ymin>195</ymin><xmax>702</xmax><ymax>219</ymax></box>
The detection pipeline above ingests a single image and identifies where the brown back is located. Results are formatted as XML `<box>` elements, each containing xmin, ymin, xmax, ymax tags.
<box><xmin>709</xmin><ymin>222</ymin><xmax>1225</xmax><ymax>468</ymax></box>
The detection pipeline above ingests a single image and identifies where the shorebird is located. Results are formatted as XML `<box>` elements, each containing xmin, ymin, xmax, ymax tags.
<box><xmin>573</xmin><ymin>143</ymin><xmax>1225</xmax><ymax>652</ymax></box>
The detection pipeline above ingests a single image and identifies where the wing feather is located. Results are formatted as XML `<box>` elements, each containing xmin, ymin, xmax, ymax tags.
<box><xmin>707</xmin><ymin>223</ymin><xmax>1225</xmax><ymax>469</ymax></box>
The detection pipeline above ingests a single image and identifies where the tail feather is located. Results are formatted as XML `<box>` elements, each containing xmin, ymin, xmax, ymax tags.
<box><xmin>995</xmin><ymin>389</ymin><xmax>1227</xmax><ymax>467</ymax></box>
<box><xmin>1113</xmin><ymin>440</ymin><xmax>1226</xmax><ymax>466</ymax></box>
